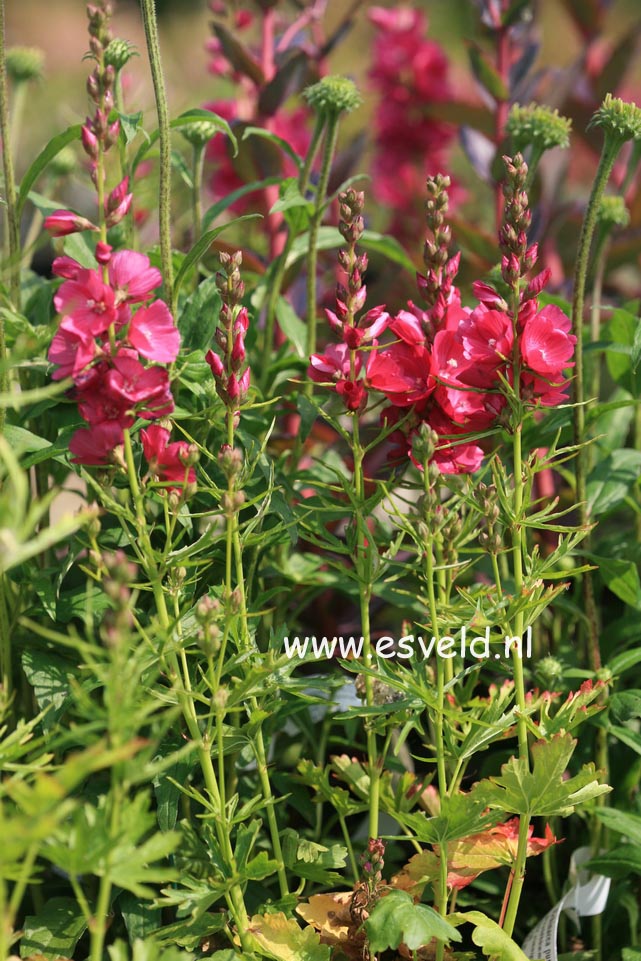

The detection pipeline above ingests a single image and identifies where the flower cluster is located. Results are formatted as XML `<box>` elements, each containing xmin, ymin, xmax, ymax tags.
<box><xmin>308</xmin><ymin>190</ymin><xmax>389</xmax><ymax>413</ymax></box>
<box><xmin>309</xmin><ymin>166</ymin><xmax>576</xmax><ymax>476</ymax></box>
<box><xmin>205</xmin><ymin>252</ymin><xmax>251</xmax><ymax>431</ymax></box>
<box><xmin>47</xmin><ymin>249</ymin><xmax>187</xmax><ymax>482</ymax></box>
<box><xmin>44</xmin><ymin>1</ymin><xmax>131</xmax><ymax>238</ymax></box>
<box><xmin>367</xmin><ymin>5</ymin><xmax>457</xmax><ymax>243</ymax></box>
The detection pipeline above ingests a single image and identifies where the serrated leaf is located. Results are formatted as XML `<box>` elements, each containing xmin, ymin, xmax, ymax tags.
<box><xmin>20</xmin><ymin>898</ymin><xmax>87</xmax><ymax>960</ymax></box>
<box><xmin>364</xmin><ymin>890</ymin><xmax>461</xmax><ymax>952</ymax></box>
<box><xmin>452</xmin><ymin>911</ymin><xmax>529</xmax><ymax>961</ymax></box>
<box><xmin>479</xmin><ymin>733</ymin><xmax>610</xmax><ymax>818</ymax></box>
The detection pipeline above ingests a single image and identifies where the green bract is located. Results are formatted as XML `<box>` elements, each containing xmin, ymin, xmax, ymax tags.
<box><xmin>506</xmin><ymin>102</ymin><xmax>571</xmax><ymax>151</ymax></box>
<box><xmin>303</xmin><ymin>75</ymin><xmax>363</xmax><ymax>116</ymax></box>
<box><xmin>589</xmin><ymin>93</ymin><xmax>641</xmax><ymax>143</ymax></box>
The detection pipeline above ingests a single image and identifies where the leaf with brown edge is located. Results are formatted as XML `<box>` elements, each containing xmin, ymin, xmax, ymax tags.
<box><xmin>392</xmin><ymin>818</ymin><xmax>559</xmax><ymax>895</ymax></box>
<box><xmin>247</xmin><ymin>913</ymin><xmax>330</xmax><ymax>961</ymax></box>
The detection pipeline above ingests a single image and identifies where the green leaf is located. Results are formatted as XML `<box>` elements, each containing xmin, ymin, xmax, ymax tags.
<box><xmin>63</xmin><ymin>230</ymin><xmax>98</xmax><ymax>269</ymax></box>
<box><xmin>587</xmin><ymin>554</ymin><xmax>641</xmax><ymax>609</ymax></box>
<box><xmin>247</xmin><ymin>912</ymin><xmax>330</xmax><ymax>961</ymax></box>
<box><xmin>118</xmin><ymin>110</ymin><xmax>144</xmax><ymax>145</ymax></box>
<box><xmin>586</xmin><ymin>449</ymin><xmax>641</xmax><ymax>517</ymax></box>
<box><xmin>2</xmin><ymin>424</ymin><xmax>51</xmax><ymax>455</ymax></box>
<box><xmin>364</xmin><ymin>890</ymin><xmax>461</xmax><ymax>953</ymax></box>
<box><xmin>173</xmin><ymin>214</ymin><xmax>260</xmax><ymax>297</ymax></box>
<box><xmin>20</xmin><ymin>897</ymin><xmax>87</xmax><ymax>960</ymax></box>
<box><xmin>467</xmin><ymin>43</ymin><xmax>509</xmax><ymax>100</ymax></box>
<box><xmin>609</xmin><ymin>648</ymin><xmax>641</xmax><ymax>676</ymax></box>
<box><xmin>21</xmin><ymin>648</ymin><xmax>73</xmax><ymax>729</ymax></box>
<box><xmin>610</xmin><ymin>724</ymin><xmax>641</xmax><ymax>757</ymax></box>
<box><xmin>623</xmin><ymin>949</ymin><xmax>641</xmax><ymax>961</ymax></box>
<box><xmin>595</xmin><ymin>807</ymin><xmax>641</xmax><ymax>845</ymax></box>
<box><xmin>275</xmin><ymin>298</ymin><xmax>307</xmax><ymax>357</ymax></box>
<box><xmin>177</xmin><ymin>275</ymin><xmax>222</xmax><ymax>352</ymax></box>
<box><xmin>17</xmin><ymin>124</ymin><xmax>82</xmax><ymax>216</ymax></box>
<box><xmin>201</xmin><ymin>176</ymin><xmax>281</xmax><ymax>233</ymax></box>
<box><xmin>479</xmin><ymin>733</ymin><xmax>610</xmax><ymax>818</ymax></box>
<box><xmin>243</xmin><ymin>128</ymin><xmax>304</xmax><ymax>173</ymax></box>
<box><xmin>120</xmin><ymin>891</ymin><xmax>162</xmax><ymax>941</ymax></box>
<box><xmin>610</xmin><ymin>690</ymin><xmax>641</xmax><ymax>723</ymax></box>
<box><xmin>632</xmin><ymin>318</ymin><xmax>641</xmax><ymax>372</ymax></box>
<box><xmin>285</xmin><ymin>226</ymin><xmax>415</xmax><ymax>274</ymax></box>
<box><xmin>399</xmin><ymin>787</ymin><xmax>498</xmax><ymax>845</ymax></box>
<box><xmin>452</xmin><ymin>911</ymin><xmax>530</xmax><ymax>961</ymax></box>
<box><xmin>586</xmin><ymin>845</ymin><xmax>641</xmax><ymax>879</ymax></box>
<box><xmin>132</xmin><ymin>108</ymin><xmax>237</xmax><ymax>173</ymax></box>
<box><xmin>296</xmin><ymin>395</ymin><xmax>317</xmax><ymax>442</ymax></box>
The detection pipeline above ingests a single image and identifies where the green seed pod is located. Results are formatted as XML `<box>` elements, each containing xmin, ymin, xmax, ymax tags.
<box><xmin>6</xmin><ymin>46</ymin><xmax>44</xmax><ymax>83</ymax></box>
<box><xmin>589</xmin><ymin>94</ymin><xmax>641</xmax><ymax>144</ymax></box>
<box><xmin>507</xmin><ymin>102</ymin><xmax>571</xmax><ymax>152</ymax></box>
<box><xmin>303</xmin><ymin>75</ymin><xmax>362</xmax><ymax>116</ymax></box>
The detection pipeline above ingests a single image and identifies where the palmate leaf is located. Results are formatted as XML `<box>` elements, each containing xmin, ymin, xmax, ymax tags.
<box><xmin>364</xmin><ymin>890</ymin><xmax>461</xmax><ymax>953</ymax></box>
<box><xmin>397</xmin><ymin>785</ymin><xmax>499</xmax><ymax>846</ymax></box>
<box><xmin>451</xmin><ymin>911</ymin><xmax>529</xmax><ymax>961</ymax></box>
<box><xmin>247</xmin><ymin>913</ymin><xmax>330</xmax><ymax>961</ymax></box>
<box><xmin>479</xmin><ymin>733</ymin><xmax>611</xmax><ymax>818</ymax></box>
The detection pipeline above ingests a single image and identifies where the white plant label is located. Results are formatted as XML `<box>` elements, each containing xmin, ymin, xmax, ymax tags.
<box><xmin>522</xmin><ymin>847</ymin><xmax>611</xmax><ymax>961</ymax></box>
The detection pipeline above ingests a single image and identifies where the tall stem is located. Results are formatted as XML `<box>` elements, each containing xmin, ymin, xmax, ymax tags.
<box><xmin>191</xmin><ymin>142</ymin><xmax>205</xmax><ymax>242</ymax></box>
<box><xmin>305</xmin><ymin>115</ymin><xmax>339</xmax><ymax>377</ymax></box>
<box><xmin>572</xmin><ymin>139</ymin><xmax>621</xmax><ymax>674</ymax></box>
<box><xmin>0</xmin><ymin>0</ymin><xmax>21</xmax><ymax>324</ymax></box>
<box><xmin>140</xmin><ymin>0</ymin><xmax>174</xmax><ymax>311</ymax></box>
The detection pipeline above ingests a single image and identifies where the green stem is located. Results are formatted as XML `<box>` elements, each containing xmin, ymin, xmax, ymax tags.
<box><xmin>502</xmin><ymin>816</ymin><xmax>531</xmax><ymax>938</ymax></box>
<box><xmin>0</xmin><ymin>575</ymin><xmax>11</xmax><ymax>709</ymax></box>
<box><xmin>192</xmin><ymin>142</ymin><xmax>205</xmax><ymax>243</ymax></box>
<box><xmin>140</xmin><ymin>0</ymin><xmax>174</xmax><ymax>312</ymax></box>
<box><xmin>0</xmin><ymin>0</ymin><xmax>21</xmax><ymax>321</ymax></box>
<box><xmin>571</xmin><ymin>137</ymin><xmax>622</xmax><ymax>673</ymax></box>
<box><xmin>89</xmin><ymin>873</ymin><xmax>112</xmax><ymax>961</ymax></box>
<box><xmin>305</xmin><ymin>114</ymin><xmax>340</xmax><ymax>378</ymax></box>
<box><xmin>260</xmin><ymin>115</ymin><xmax>325</xmax><ymax>389</ymax></box>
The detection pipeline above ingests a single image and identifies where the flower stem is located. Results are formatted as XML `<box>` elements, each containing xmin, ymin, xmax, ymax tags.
<box><xmin>502</xmin><ymin>815</ymin><xmax>531</xmax><ymax>937</ymax></box>
<box><xmin>140</xmin><ymin>0</ymin><xmax>174</xmax><ymax>312</ymax></box>
<box><xmin>192</xmin><ymin>142</ymin><xmax>205</xmax><ymax>242</ymax></box>
<box><xmin>305</xmin><ymin>114</ymin><xmax>339</xmax><ymax>381</ymax></box>
<box><xmin>0</xmin><ymin>0</ymin><xmax>21</xmax><ymax>321</ymax></box>
<box><xmin>572</xmin><ymin>138</ymin><xmax>622</xmax><ymax>675</ymax></box>
<box><xmin>260</xmin><ymin>115</ymin><xmax>325</xmax><ymax>388</ymax></box>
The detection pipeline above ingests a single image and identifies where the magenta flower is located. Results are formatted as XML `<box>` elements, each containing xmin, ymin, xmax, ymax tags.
<box><xmin>128</xmin><ymin>300</ymin><xmax>180</xmax><ymax>363</ymax></box>
<box><xmin>68</xmin><ymin>420</ymin><xmax>124</xmax><ymax>465</ymax></box>
<box><xmin>48</xmin><ymin>317</ymin><xmax>97</xmax><ymax>381</ymax></box>
<box><xmin>44</xmin><ymin>209</ymin><xmax>97</xmax><ymax>237</ymax></box>
<box><xmin>309</xmin><ymin>343</ymin><xmax>360</xmax><ymax>383</ymax></box>
<box><xmin>108</xmin><ymin>251</ymin><xmax>163</xmax><ymax>304</ymax></box>
<box><xmin>54</xmin><ymin>270</ymin><xmax>119</xmax><ymax>337</ymax></box>
<box><xmin>141</xmin><ymin>424</ymin><xmax>196</xmax><ymax>490</ymax></box>
<box><xmin>366</xmin><ymin>340</ymin><xmax>433</xmax><ymax>407</ymax></box>
<box><xmin>459</xmin><ymin>308</ymin><xmax>514</xmax><ymax>370</ymax></box>
<box><xmin>520</xmin><ymin>304</ymin><xmax>576</xmax><ymax>377</ymax></box>
<box><xmin>105</xmin><ymin>355</ymin><xmax>174</xmax><ymax>418</ymax></box>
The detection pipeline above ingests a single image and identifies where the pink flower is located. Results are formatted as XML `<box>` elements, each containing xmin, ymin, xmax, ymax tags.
<box><xmin>366</xmin><ymin>340</ymin><xmax>433</xmax><ymax>407</ymax></box>
<box><xmin>141</xmin><ymin>424</ymin><xmax>196</xmax><ymax>490</ymax></box>
<box><xmin>205</xmin><ymin>348</ymin><xmax>225</xmax><ymax>379</ymax></box>
<box><xmin>424</xmin><ymin>409</ymin><xmax>485</xmax><ymax>475</ymax></box>
<box><xmin>48</xmin><ymin>316</ymin><xmax>96</xmax><ymax>381</ymax></box>
<box><xmin>336</xmin><ymin>379</ymin><xmax>367</xmax><ymax>411</ymax></box>
<box><xmin>105</xmin><ymin>355</ymin><xmax>174</xmax><ymax>418</ymax></box>
<box><xmin>520</xmin><ymin>304</ymin><xmax>576</xmax><ymax>377</ymax></box>
<box><xmin>54</xmin><ymin>270</ymin><xmax>118</xmax><ymax>336</ymax></box>
<box><xmin>52</xmin><ymin>256</ymin><xmax>83</xmax><ymax>280</ymax></box>
<box><xmin>76</xmin><ymin>365</ymin><xmax>134</xmax><ymax>427</ymax></box>
<box><xmin>460</xmin><ymin>308</ymin><xmax>514</xmax><ymax>369</ymax></box>
<box><xmin>108</xmin><ymin>251</ymin><xmax>162</xmax><ymax>304</ymax></box>
<box><xmin>128</xmin><ymin>300</ymin><xmax>180</xmax><ymax>363</ymax></box>
<box><xmin>308</xmin><ymin>343</ymin><xmax>360</xmax><ymax>383</ymax></box>
<box><xmin>105</xmin><ymin>177</ymin><xmax>133</xmax><ymax>227</ymax></box>
<box><xmin>69</xmin><ymin>420</ymin><xmax>124</xmax><ymax>465</ymax></box>
<box><xmin>44</xmin><ymin>210</ymin><xmax>97</xmax><ymax>237</ymax></box>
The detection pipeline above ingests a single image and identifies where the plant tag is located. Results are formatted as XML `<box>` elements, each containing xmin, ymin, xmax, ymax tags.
<box><xmin>522</xmin><ymin>847</ymin><xmax>610</xmax><ymax>960</ymax></box>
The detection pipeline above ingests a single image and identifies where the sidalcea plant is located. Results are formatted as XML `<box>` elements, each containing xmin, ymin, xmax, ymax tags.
<box><xmin>5</xmin><ymin>0</ymin><xmax>641</xmax><ymax>959</ymax></box>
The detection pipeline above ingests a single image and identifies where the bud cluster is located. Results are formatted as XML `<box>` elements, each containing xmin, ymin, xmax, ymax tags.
<box><xmin>476</xmin><ymin>482</ymin><xmax>502</xmax><ymax>554</ymax></box>
<box><xmin>100</xmin><ymin>549</ymin><xmax>137</xmax><ymax>647</ymax></box>
<box><xmin>310</xmin><ymin>190</ymin><xmax>388</xmax><ymax>413</ymax></box>
<box><xmin>205</xmin><ymin>252</ymin><xmax>251</xmax><ymax>422</ymax></box>
<box><xmin>194</xmin><ymin>594</ymin><xmax>222</xmax><ymax>657</ymax></box>
<box><xmin>83</xmin><ymin>1</ymin><xmax>132</xmax><ymax>229</ymax></box>
<box><xmin>416</xmin><ymin>174</ymin><xmax>461</xmax><ymax>336</ymax></box>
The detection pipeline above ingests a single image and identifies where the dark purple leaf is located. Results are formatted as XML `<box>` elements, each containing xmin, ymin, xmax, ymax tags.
<box><xmin>509</xmin><ymin>42</ymin><xmax>539</xmax><ymax>95</ymax></box>
<box><xmin>460</xmin><ymin>126</ymin><xmax>496</xmax><ymax>183</ymax></box>
<box><xmin>258</xmin><ymin>50</ymin><xmax>315</xmax><ymax>117</ymax></box>
<box><xmin>212</xmin><ymin>23</ymin><xmax>264</xmax><ymax>86</ymax></box>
